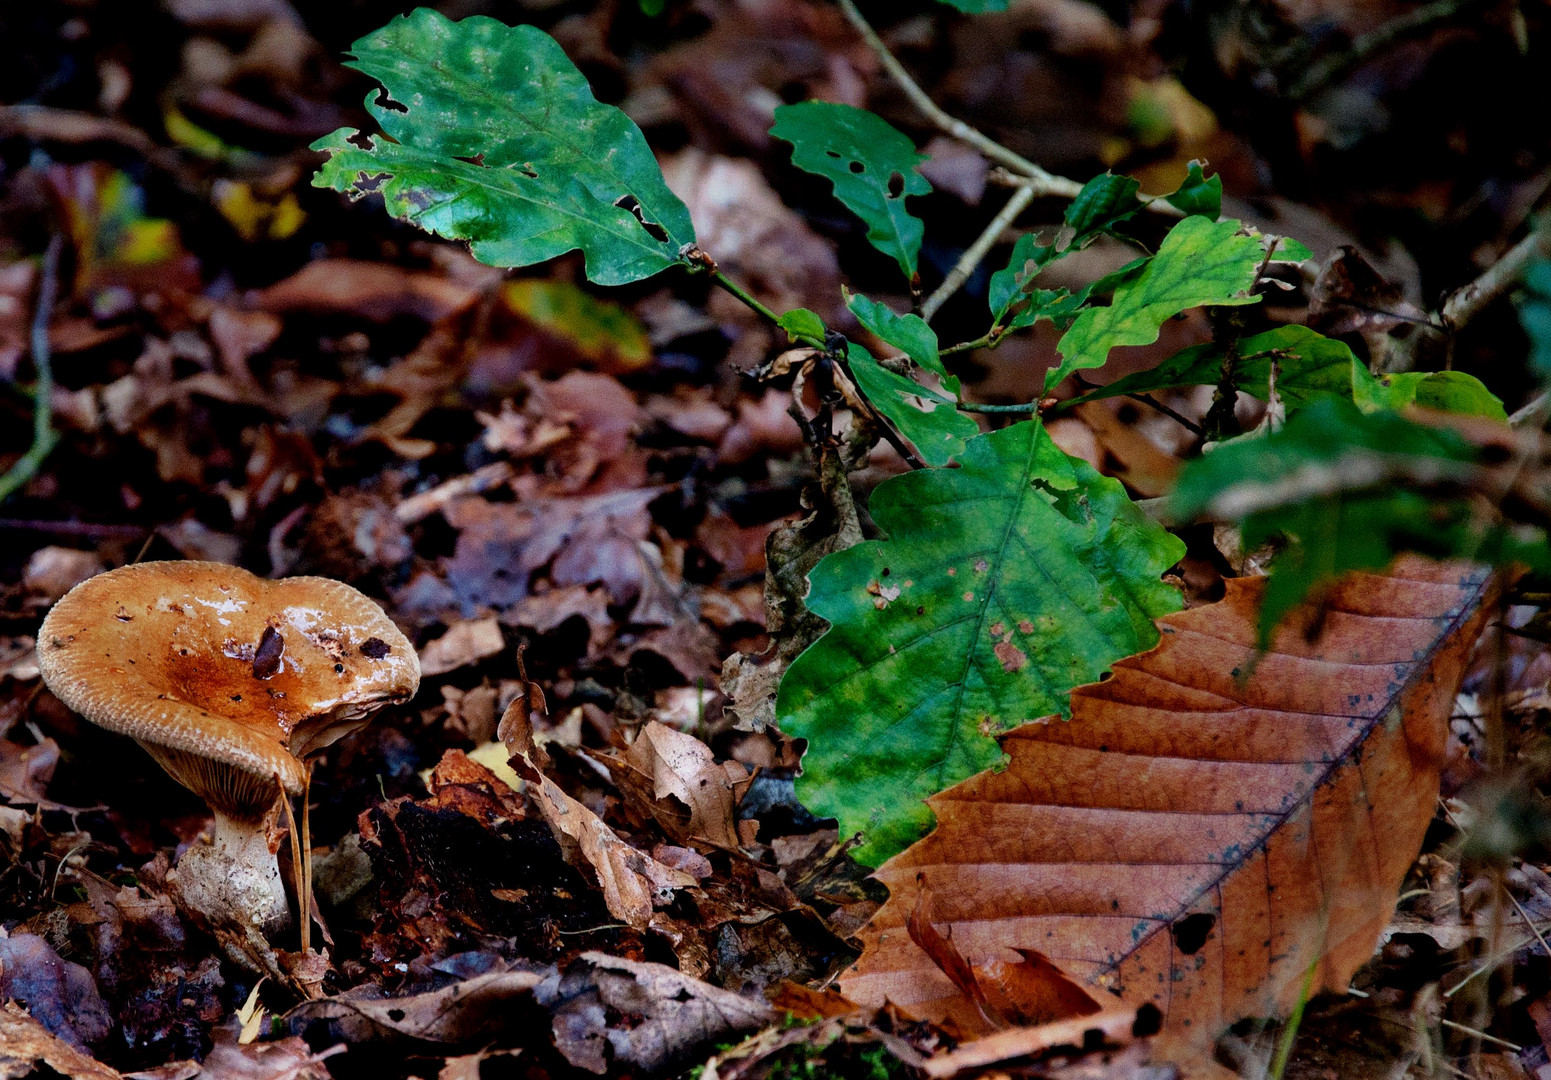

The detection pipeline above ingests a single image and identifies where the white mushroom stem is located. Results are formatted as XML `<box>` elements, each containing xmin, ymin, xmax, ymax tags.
<box><xmin>170</xmin><ymin>811</ymin><xmax>291</xmax><ymax>940</ymax></box>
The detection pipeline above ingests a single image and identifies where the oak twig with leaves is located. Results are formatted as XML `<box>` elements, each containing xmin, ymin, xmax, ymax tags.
<box><xmin>313</xmin><ymin>3</ymin><xmax>1551</xmax><ymax>1059</ymax></box>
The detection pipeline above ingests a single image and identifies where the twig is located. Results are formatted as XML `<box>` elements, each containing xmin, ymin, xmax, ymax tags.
<box><xmin>836</xmin><ymin>0</ymin><xmax>1078</xmax><ymax>194</ymax></box>
<box><xmin>1441</xmin><ymin>218</ymin><xmax>1551</xmax><ymax>330</ymax></box>
<box><xmin>921</xmin><ymin>181</ymin><xmax>1037</xmax><ymax>321</ymax></box>
<box><xmin>1437</xmin><ymin>1018</ymin><xmax>1521</xmax><ymax>1052</ymax></box>
<box><xmin>0</xmin><ymin>236</ymin><xmax>63</xmax><ymax>505</ymax></box>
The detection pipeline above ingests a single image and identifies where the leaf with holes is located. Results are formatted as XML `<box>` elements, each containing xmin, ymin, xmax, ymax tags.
<box><xmin>1046</xmin><ymin>215</ymin><xmax>1263</xmax><ymax>392</ymax></box>
<box><xmin>777</xmin><ymin>418</ymin><xmax>1184</xmax><ymax>865</ymax></box>
<box><xmin>311</xmin><ymin>9</ymin><xmax>695</xmax><ymax>286</ymax></box>
<box><xmin>844</xmin><ymin>559</ymin><xmax>1496</xmax><ymax>1055</ymax></box>
<box><xmin>771</xmin><ymin>102</ymin><xmax>932</xmax><ymax>282</ymax></box>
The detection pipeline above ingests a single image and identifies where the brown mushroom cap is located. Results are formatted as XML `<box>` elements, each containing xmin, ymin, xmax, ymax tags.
<box><xmin>37</xmin><ymin>561</ymin><xmax>420</xmax><ymax>818</ymax></box>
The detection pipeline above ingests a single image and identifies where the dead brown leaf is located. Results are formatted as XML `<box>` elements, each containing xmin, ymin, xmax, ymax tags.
<box><xmin>540</xmin><ymin>952</ymin><xmax>776</xmax><ymax>1075</ymax></box>
<box><xmin>846</xmin><ymin>559</ymin><xmax>1495</xmax><ymax>1056</ymax></box>
<box><xmin>249</xmin><ymin>259</ymin><xmax>477</xmax><ymax>323</ymax></box>
<box><xmin>0</xmin><ymin>1002</ymin><xmax>120</xmax><ymax>1080</ymax></box>
<box><xmin>599</xmin><ymin>721</ymin><xmax>751</xmax><ymax>851</ymax></box>
<box><xmin>499</xmin><ymin>702</ymin><xmax>694</xmax><ymax>929</ymax></box>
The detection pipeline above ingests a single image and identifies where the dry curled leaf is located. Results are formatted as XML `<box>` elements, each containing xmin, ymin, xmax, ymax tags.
<box><xmin>600</xmin><ymin>721</ymin><xmax>752</xmax><ymax>851</ymax></box>
<box><xmin>499</xmin><ymin>702</ymin><xmax>694</xmax><ymax>929</ymax></box>
<box><xmin>846</xmin><ymin>559</ymin><xmax>1495</xmax><ymax>1056</ymax></box>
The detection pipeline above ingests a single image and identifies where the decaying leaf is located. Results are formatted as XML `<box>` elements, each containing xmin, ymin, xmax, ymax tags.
<box><xmin>598</xmin><ymin>721</ymin><xmax>752</xmax><ymax>851</ymax></box>
<box><xmin>0</xmin><ymin>1002</ymin><xmax>121</xmax><ymax>1080</ymax></box>
<box><xmin>539</xmin><ymin>952</ymin><xmax>776</xmax><ymax>1074</ymax></box>
<box><xmin>500</xmin><ymin>702</ymin><xmax>694</xmax><ymax>928</ymax></box>
<box><xmin>286</xmin><ymin>969</ymin><xmax>544</xmax><ymax>1043</ymax></box>
<box><xmin>846</xmin><ymin>559</ymin><xmax>1495</xmax><ymax>1053</ymax></box>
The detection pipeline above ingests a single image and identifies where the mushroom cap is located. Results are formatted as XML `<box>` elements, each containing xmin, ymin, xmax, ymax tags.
<box><xmin>37</xmin><ymin>561</ymin><xmax>420</xmax><ymax>816</ymax></box>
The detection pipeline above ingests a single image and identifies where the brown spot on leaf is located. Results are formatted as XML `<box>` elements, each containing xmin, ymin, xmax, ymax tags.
<box><xmin>993</xmin><ymin>639</ymin><xmax>1029</xmax><ymax>672</ymax></box>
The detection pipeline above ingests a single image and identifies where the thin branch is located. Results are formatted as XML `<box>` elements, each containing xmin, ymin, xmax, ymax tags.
<box><xmin>836</xmin><ymin>0</ymin><xmax>1079</xmax><ymax>195</ymax></box>
<box><xmin>921</xmin><ymin>182</ymin><xmax>1036</xmax><ymax>321</ymax></box>
<box><xmin>0</xmin><ymin>235</ymin><xmax>63</xmax><ymax>505</ymax></box>
<box><xmin>940</xmin><ymin>332</ymin><xmax>997</xmax><ymax>356</ymax></box>
<box><xmin>1441</xmin><ymin>218</ymin><xmax>1551</xmax><ymax>330</ymax></box>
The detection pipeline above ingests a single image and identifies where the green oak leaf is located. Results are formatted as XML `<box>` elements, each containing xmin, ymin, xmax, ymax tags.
<box><xmin>847</xmin><ymin>291</ymin><xmax>950</xmax><ymax>381</ymax></box>
<box><xmin>988</xmin><ymin>174</ymin><xmax>1146</xmax><ymax>330</ymax></box>
<box><xmin>778</xmin><ymin>418</ymin><xmax>1185</xmax><ymax>864</ymax></box>
<box><xmin>778</xmin><ymin>308</ymin><xmax>827</xmax><ymax>343</ymax></box>
<box><xmin>1162</xmin><ymin>160</ymin><xmax>1222</xmax><ymax>219</ymax></box>
<box><xmin>846</xmin><ymin>343</ymin><xmax>978</xmax><ymax>467</ymax></box>
<box><xmin>1066</xmin><ymin>326</ymin><xmax>1357</xmax><ymax>412</ymax></box>
<box><xmin>1169</xmin><ymin>396</ymin><xmax>1540</xmax><ymax>641</ymax></box>
<box><xmin>311</xmin><ymin>9</ymin><xmax>695</xmax><ymax>287</ymax></box>
<box><xmin>1064</xmin><ymin>325</ymin><xmax>1505</xmax><ymax>421</ymax></box>
<box><xmin>1047</xmin><ymin>215</ymin><xmax>1263</xmax><ymax>392</ymax></box>
<box><xmin>771</xmin><ymin>103</ymin><xmax>931</xmax><ymax>282</ymax></box>
<box><xmin>1352</xmin><ymin>367</ymin><xmax>1507</xmax><ymax>420</ymax></box>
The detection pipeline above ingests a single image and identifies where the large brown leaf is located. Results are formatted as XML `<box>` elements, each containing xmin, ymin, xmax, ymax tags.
<box><xmin>844</xmin><ymin>558</ymin><xmax>1495</xmax><ymax>1045</ymax></box>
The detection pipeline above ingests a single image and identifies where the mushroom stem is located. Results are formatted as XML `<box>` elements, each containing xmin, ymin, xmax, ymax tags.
<box><xmin>173</xmin><ymin>810</ymin><xmax>292</xmax><ymax>941</ymax></box>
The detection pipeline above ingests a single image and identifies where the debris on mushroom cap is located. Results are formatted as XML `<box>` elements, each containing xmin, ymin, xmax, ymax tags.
<box><xmin>36</xmin><ymin>561</ymin><xmax>420</xmax><ymax>816</ymax></box>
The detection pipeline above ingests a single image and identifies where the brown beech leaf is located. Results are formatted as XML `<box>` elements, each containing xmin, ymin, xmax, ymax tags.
<box><xmin>600</xmin><ymin>721</ymin><xmax>752</xmax><ymax>851</ymax></box>
<box><xmin>844</xmin><ymin>559</ymin><xmax>1495</xmax><ymax>1051</ymax></box>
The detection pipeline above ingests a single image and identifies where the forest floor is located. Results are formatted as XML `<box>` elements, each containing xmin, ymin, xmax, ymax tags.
<box><xmin>2</xmin><ymin>1</ymin><xmax>1551</xmax><ymax>1079</ymax></box>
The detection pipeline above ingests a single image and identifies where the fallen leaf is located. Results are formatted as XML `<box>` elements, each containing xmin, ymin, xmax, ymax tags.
<box><xmin>0</xmin><ymin>935</ymin><xmax>112</xmax><ymax>1050</ymax></box>
<box><xmin>286</xmin><ymin>969</ymin><xmax>543</xmax><ymax>1043</ymax></box>
<box><xmin>919</xmin><ymin>1007</ymin><xmax>1163</xmax><ymax>1079</ymax></box>
<box><xmin>418</xmin><ymin>618</ymin><xmax>507</xmax><ymax>676</ymax></box>
<box><xmin>500</xmin><ymin>702</ymin><xmax>694</xmax><ymax>929</ymax></box>
<box><xmin>0</xmin><ymin>1002</ymin><xmax>121</xmax><ymax>1080</ymax></box>
<box><xmin>539</xmin><ymin>952</ymin><xmax>776</xmax><ymax>1074</ymax></box>
<box><xmin>185</xmin><ymin>1037</ymin><xmax>341</xmax><ymax>1080</ymax></box>
<box><xmin>249</xmin><ymin>259</ymin><xmax>477</xmax><ymax>323</ymax></box>
<box><xmin>845</xmin><ymin>558</ymin><xmax>1495</xmax><ymax>1055</ymax></box>
<box><xmin>599</xmin><ymin>721</ymin><xmax>751</xmax><ymax>851</ymax></box>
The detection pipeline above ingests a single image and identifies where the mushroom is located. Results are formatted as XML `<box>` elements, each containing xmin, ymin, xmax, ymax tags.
<box><xmin>36</xmin><ymin>561</ymin><xmax>419</xmax><ymax>966</ymax></box>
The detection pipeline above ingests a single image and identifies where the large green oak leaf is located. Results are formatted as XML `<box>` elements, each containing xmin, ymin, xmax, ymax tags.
<box><xmin>311</xmin><ymin>9</ymin><xmax>695</xmax><ymax>286</ymax></box>
<box><xmin>778</xmin><ymin>419</ymin><xmax>1185</xmax><ymax>864</ymax></box>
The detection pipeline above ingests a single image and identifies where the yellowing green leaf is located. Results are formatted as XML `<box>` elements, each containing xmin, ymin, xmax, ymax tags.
<box><xmin>502</xmin><ymin>280</ymin><xmax>652</xmax><ymax>370</ymax></box>
<box><xmin>779</xmin><ymin>418</ymin><xmax>1184</xmax><ymax>864</ymax></box>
